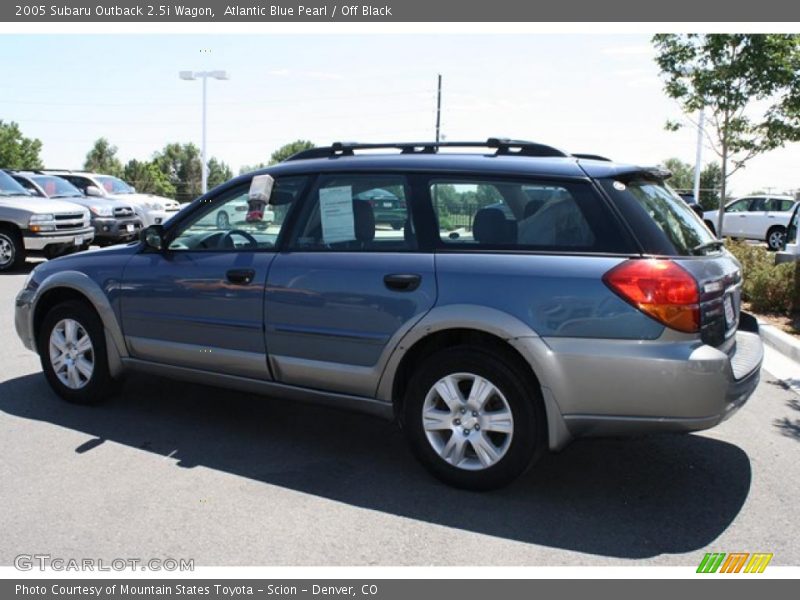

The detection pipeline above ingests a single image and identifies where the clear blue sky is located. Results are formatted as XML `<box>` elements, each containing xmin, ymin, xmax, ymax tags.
<box><xmin>0</xmin><ymin>33</ymin><xmax>797</xmax><ymax>195</ymax></box>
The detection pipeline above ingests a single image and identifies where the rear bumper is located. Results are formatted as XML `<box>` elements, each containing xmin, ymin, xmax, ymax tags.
<box><xmin>23</xmin><ymin>227</ymin><xmax>95</xmax><ymax>251</ymax></box>
<box><xmin>525</xmin><ymin>314</ymin><xmax>763</xmax><ymax>442</ymax></box>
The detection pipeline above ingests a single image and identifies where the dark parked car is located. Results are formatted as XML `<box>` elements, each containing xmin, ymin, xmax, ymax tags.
<box><xmin>15</xmin><ymin>139</ymin><xmax>762</xmax><ymax>490</ymax></box>
<box><xmin>354</xmin><ymin>187</ymin><xmax>407</xmax><ymax>230</ymax></box>
<box><xmin>9</xmin><ymin>171</ymin><xmax>142</xmax><ymax>247</ymax></box>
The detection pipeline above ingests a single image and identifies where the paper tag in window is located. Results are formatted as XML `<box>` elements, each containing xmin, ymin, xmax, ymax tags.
<box><xmin>320</xmin><ymin>186</ymin><xmax>354</xmax><ymax>243</ymax></box>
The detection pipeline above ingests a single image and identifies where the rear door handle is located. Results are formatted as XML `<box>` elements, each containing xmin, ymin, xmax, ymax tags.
<box><xmin>384</xmin><ymin>273</ymin><xmax>421</xmax><ymax>292</ymax></box>
<box><xmin>226</xmin><ymin>269</ymin><xmax>255</xmax><ymax>285</ymax></box>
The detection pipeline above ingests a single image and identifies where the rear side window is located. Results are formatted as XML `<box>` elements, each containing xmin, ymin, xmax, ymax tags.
<box><xmin>429</xmin><ymin>178</ymin><xmax>631</xmax><ymax>253</ymax></box>
<box><xmin>602</xmin><ymin>179</ymin><xmax>717</xmax><ymax>256</ymax></box>
<box><xmin>289</xmin><ymin>174</ymin><xmax>415</xmax><ymax>251</ymax></box>
<box><xmin>770</xmin><ymin>199</ymin><xmax>795</xmax><ymax>212</ymax></box>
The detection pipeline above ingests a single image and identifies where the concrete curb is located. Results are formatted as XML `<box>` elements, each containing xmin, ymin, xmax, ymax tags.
<box><xmin>757</xmin><ymin>321</ymin><xmax>800</xmax><ymax>365</ymax></box>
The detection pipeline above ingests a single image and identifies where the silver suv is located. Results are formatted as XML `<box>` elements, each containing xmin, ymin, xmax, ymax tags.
<box><xmin>14</xmin><ymin>139</ymin><xmax>763</xmax><ymax>489</ymax></box>
<box><xmin>0</xmin><ymin>170</ymin><xmax>93</xmax><ymax>271</ymax></box>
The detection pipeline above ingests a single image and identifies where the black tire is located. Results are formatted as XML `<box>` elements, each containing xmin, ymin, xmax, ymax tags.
<box><xmin>0</xmin><ymin>225</ymin><xmax>26</xmax><ymax>272</ymax></box>
<box><xmin>391</xmin><ymin>222</ymin><xmax>403</xmax><ymax>231</ymax></box>
<box><xmin>402</xmin><ymin>346</ymin><xmax>546</xmax><ymax>490</ymax></box>
<box><xmin>766</xmin><ymin>226</ymin><xmax>786</xmax><ymax>252</ymax></box>
<box><xmin>38</xmin><ymin>300</ymin><xmax>116</xmax><ymax>405</ymax></box>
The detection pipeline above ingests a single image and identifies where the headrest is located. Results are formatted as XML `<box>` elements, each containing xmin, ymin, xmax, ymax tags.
<box><xmin>473</xmin><ymin>207</ymin><xmax>515</xmax><ymax>244</ymax></box>
<box><xmin>353</xmin><ymin>200</ymin><xmax>375</xmax><ymax>243</ymax></box>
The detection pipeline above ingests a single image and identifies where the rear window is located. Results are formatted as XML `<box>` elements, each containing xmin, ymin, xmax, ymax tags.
<box><xmin>429</xmin><ymin>178</ymin><xmax>633</xmax><ymax>253</ymax></box>
<box><xmin>602</xmin><ymin>179</ymin><xmax>718</xmax><ymax>256</ymax></box>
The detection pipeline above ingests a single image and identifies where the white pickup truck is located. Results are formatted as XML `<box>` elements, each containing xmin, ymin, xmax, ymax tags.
<box><xmin>0</xmin><ymin>170</ymin><xmax>93</xmax><ymax>271</ymax></box>
<box><xmin>703</xmin><ymin>195</ymin><xmax>798</xmax><ymax>251</ymax></box>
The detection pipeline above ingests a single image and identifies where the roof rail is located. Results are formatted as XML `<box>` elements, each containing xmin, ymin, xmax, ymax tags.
<box><xmin>573</xmin><ymin>153</ymin><xmax>612</xmax><ymax>162</ymax></box>
<box><xmin>35</xmin><ymin>168</ymin><xmax>76</xmax><ymax>173</ymax></box>
<box><xmin>286</xmin><ymin>138</ymin><xmax>569</xmax><ymax>161</ymax></box>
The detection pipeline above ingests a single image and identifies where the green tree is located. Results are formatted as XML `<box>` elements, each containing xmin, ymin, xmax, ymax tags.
<box><xmin>653</xmin><ymin>34</ymin><xmax>800</xmax><ymax>232</ymax></box>
<box><xmin>269</xmin><ymin>140</ymin><xmax>315</xmax><ymax>164</ymax></box>
<box><xmin>661</xmin><ymin>158</ymin><xmax>723</xmax><ymax>210</ymax></box>
<box><xmin>239</xmin><ymin>162</ymin><xmax>268</xmax><ymax>175</ymax></box>
<box><xmin>84</xmin><ymin>137</ymin><xmax>123</xmax><ymax>176</ymax></box>
<box><xmin>207</xmin><ymin>157</ymin><xmax>233</xmax><ymax>189</ymax></box>
<box><xmin>153</xmin><ymin>143</ymin><xmax>203</xmax><ymax>202</ymax></box>
<box><xmin>0</xmin><ymin>120</ymin><xmax>44</xmax><ymax>169</ymax></box>
<box><xmin>122</xmin><ymin>159</ymin><xmax>176</xmax><ymax>198</ymax></box>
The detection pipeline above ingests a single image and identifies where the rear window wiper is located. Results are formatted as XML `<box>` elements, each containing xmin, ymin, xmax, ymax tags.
<box><xmin>692</xmin><ymin>239</ymin><xmax>725</xmax><ymax>254</ymax></box>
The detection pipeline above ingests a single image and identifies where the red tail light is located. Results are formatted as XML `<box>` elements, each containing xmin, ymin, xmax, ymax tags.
<box><xmin>603</xmin><ymin>259</ymin><xmax>700</xmax><ymax>333</ymax></box>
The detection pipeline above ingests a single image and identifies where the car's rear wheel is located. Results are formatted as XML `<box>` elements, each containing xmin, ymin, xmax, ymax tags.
<box><xmin>38</xmin><ymin>300</ymin><xmax>116</xmax><ymax>405</ymax></box>
<box><xmin>403</xmin><ymin>346</ymin><xmax>545</xmax><ymax>490</ymax></box>
<box><xmin>766</xmin><ymin>226</ymin><xmax>786</xmax><ymax>251</ymax></box>
<box><xmin>0</xmin><ymin>226</ymin><xmax>25</xmax><ymax>272</ymax></box>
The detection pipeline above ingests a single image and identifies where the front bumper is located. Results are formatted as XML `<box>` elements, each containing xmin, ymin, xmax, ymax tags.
<box><xmin>15</xmin><ymin>286</ymin><xmax>36</xmax><ymax>352</ymax></box>
<box><xmin>23</xmin><ymin>227</ymin><xmax>95</xmax><ymax>251</ymax></box>
<box><xmin>93</xmin><ymin>217</ymin><xmax>143</xmax><ymax>242</ymax></box>
<box><xmin>138</xmin><ymin>209</ymin><xmax>170</xmax><ymax>227</ymax></box>
<box><xmin>525</xmin><ymin>313</ymin><xmax>763</xmax><ymax>440</ymax></box>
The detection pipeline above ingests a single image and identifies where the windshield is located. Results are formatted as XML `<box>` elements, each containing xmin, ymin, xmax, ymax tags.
<box><xmin>0</xmin><ymin>171</ymin><xmax>31</xmax><ymax>196</ymax></box>
<box><xmin>31</xmin><ymin>175</ymin><xmax>83</xmax><ymax>198</ymax></box>
<box><xmin>95</xmin><ymin>175</ymin><xmax>134</xmax><ymax>194</ymax></box>
<box><xmin>602</xmin><ymin>179</ymin><xmax>718</xmax><ymax>256</ymax></box>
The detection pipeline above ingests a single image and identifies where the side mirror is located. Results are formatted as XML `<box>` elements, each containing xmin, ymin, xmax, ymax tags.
<box><xmin>85</xmin><ymin>186</ymin><xmax>103</xmax><ymax>197</ymax></box>
<box><xmin>141</xmin><ymin>225</ymin><xmax>165</xmax><ymax>251</ymax></box>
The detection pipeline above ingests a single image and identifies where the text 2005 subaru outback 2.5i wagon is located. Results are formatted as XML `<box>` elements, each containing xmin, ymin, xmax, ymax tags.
<box><xmin>15</xmin><ymin>139</ymin><xmax>763</xmax><ymax>489</ymax></box>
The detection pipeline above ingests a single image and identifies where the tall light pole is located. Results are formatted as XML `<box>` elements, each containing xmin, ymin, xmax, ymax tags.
<box><xmin>179</xmin><ymin>70</ymin><xmax>229</xmax><ymax>194</ymax></box>
<box><xmin>693</xmin><ymin>108</ymin><xmax>705</xmax><ymax>205</ymax></box>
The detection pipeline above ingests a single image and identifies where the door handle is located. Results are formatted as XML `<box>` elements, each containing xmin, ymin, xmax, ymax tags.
<box><xmin>226</xmin><ymin>269</ymin><xmax>255</xmax><ymax>285</ymax></box>
<box><xmin>384</xmin><ymin>273</ymin><xmax>421</xmax><ymax>292</ymax></box>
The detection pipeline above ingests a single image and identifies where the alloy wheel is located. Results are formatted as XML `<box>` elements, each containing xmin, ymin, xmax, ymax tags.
<box><xmin>48</xmin><ymin>318</ymin><xmax>94</xmax><ymax>390</ymax></box>
<box><xmin>421</xmin><ymin>372</ymin><xmax>514</xmax><ymax>471</ymax></box>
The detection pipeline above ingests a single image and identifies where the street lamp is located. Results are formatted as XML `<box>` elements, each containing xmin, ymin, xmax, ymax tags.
<box><xmin>179</xmin><ymin>70</ymin><xmax>229</xmax><ymax>194</ymax></box>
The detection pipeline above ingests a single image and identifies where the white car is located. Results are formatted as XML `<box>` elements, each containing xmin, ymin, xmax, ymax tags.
<box><xmin>776</xmin><ymin>202</ymin><xmax>800</xmax><ymax>264</ymax></box>
<box><xmin>703</xmin><ymin>195</ymin><xmax>798</xmax><ymax>251</ymax></box>
<box><xmin>47</xmin><ymin>171</ymin><xmax>180</xmax><ymax>227</ymax></box>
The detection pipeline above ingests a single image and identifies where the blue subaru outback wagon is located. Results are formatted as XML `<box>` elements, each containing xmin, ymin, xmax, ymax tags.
<box><xmin>15</xmin><ymin>139</ymin><xmax>763</xmax><ymax>489</ymax></box>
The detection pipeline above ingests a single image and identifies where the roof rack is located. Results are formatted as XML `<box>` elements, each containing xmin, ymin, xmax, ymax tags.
<box><xmin>286</xmin><ymin>138</ymin><xmax>569</xmax><ymax>161</ymax></box>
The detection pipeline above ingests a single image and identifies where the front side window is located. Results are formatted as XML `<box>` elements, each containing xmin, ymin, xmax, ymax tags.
<box><xmin>168</xmin><ymin>176</ymin><xmax>307</xmax><ymax>251</ymax></box>
<box><xmin>726</xmin><ymin>199</ymin><xmax>751</xmax><ymax>213</ymax></box>
<box><xmin>430</xmin><ymin>178</ymin><xmax>625</xmax><ymax>252</ymax></box>
<box><xmin>290</xmin><ymin>174</ymin><xmax>414</xmax><ymax>251</ymax></box>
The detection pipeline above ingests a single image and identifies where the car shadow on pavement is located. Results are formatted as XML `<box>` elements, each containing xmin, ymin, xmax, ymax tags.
<box><xmin>0</xmin><ymin>372</ymin><xmax>752</xmax><ymax>560</ymax></box>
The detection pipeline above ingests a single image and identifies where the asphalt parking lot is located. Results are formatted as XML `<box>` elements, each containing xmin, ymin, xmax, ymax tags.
<box><xmin>1</xmin><ymin>261</ymin><xmax>799</xmax><ymax>567</ymax></box>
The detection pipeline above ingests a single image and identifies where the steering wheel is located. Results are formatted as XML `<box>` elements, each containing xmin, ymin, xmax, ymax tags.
<box><xmin>217</xmin><ymin>229</ymin><xmax>258</xmax><ymax>249</ymax></box>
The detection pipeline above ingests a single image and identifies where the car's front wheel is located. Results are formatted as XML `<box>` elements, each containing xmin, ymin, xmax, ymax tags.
<box><xmin>403</xmin><ymin>346</ymin><xmax>545</xmax><ymax>490</ymax></box>
<box><xmin>38</xmin><ymin>300</ymin><xmax>116</xmax><ymax>404</ymax></box>
<box><xmin>0</xmin><ymin>226</ymin><xmax>25</xmax><ymax>272</ymax></box>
